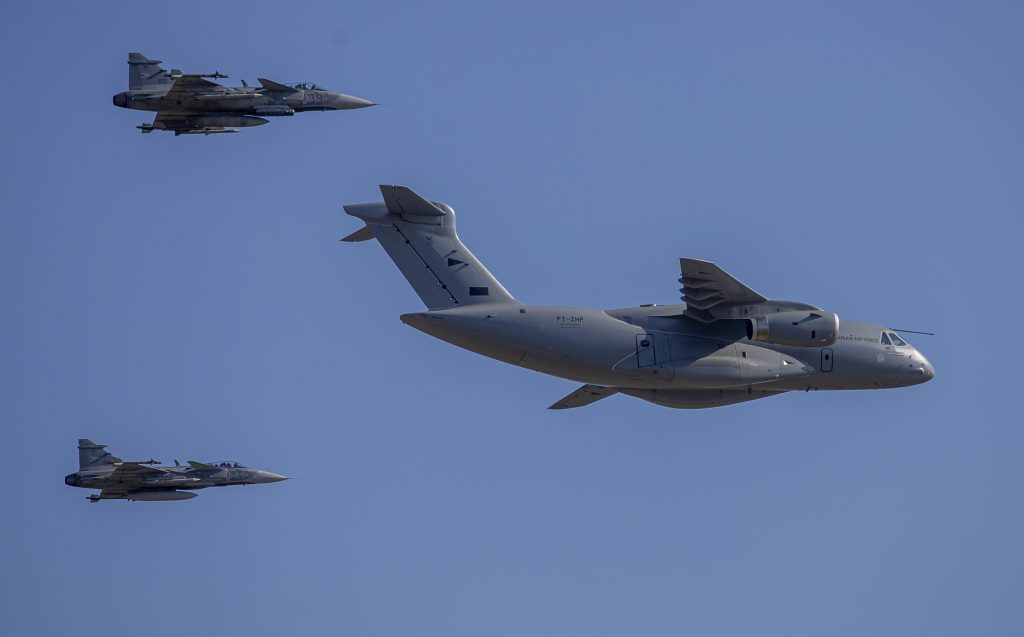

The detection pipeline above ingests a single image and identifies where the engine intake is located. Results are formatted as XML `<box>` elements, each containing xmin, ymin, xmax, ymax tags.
<box><xmin>747</xmin><ymin>310</ymin><xmax>839</xmax><ymax>347</ymax></box>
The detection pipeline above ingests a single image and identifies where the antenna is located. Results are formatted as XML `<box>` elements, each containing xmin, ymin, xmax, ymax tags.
<box><xmin>890</xmin><ymin>328</ymin><xmax>936</xmax><ymax>336</ymax></box>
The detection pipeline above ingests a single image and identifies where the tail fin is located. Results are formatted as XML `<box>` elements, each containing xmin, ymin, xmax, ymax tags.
<box><xmin>78</xmin><ymin>439</ymin><xmax>121</xmax><ymax>470</ymax></box>
<box><xmin>344</xmin><ymin>185</ymin><xmax>515</xmax><ymax>310</ymax></box>
<box><xmin>128</xmin><ymin>52</ymin><xmax>172</xmax><ymax>91</ymax></box>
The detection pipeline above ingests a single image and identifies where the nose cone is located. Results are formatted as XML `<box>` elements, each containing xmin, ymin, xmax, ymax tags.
<box><xmin>255</xmin><ymin>471</ymin><xmax>288</xmax><ymax>484</ymax></box>
<box><xmin>333</xmin><ymin>93</ymin><xmax>375</xmax><ymax>109</ymax></box>
<box><xmin>908</xmin><ymin>350</ymin><xmax>935</xmax><ymax>384</ymax></box>
<box><xmin>112</xmin><ymin>92</ymin><xmax>128</xmax><ymax>108</ymax></box>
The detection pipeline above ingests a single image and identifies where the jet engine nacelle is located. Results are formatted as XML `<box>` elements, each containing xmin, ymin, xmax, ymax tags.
<box><xmin>747</xmin><ymin>310</ymin><xmax>839</xmax><ymax>347</ymax></box>
<box><xmin>127</xmin><ymin>490</ymin><xmax>197</xmax><ymax>501</ymax></box>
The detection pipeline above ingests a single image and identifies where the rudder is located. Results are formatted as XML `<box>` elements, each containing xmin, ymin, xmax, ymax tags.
<box><xmin>128</xmin><ymin>52</ymin><xmax>172</xmax><ymax>91</ymax></box>
<box><xmin>78</xmin><ymin>439</ymin><xmax>120</xmax><ymax>470</ymax></box>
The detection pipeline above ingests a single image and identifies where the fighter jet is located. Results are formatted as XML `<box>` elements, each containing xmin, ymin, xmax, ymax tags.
<box><xmin>65</xmin><ymin>439</ymin><xmax>288</xmax><ymax>502</ymax></box>
<box><xmin>342</xmin><ymin>185</ymin><xmax>935</xmax><ymax>410</ymax></box>
<box><xmin>112</xmin><ymin>52</ymin><xmax>375</xmax><ymax>135</ymax></box>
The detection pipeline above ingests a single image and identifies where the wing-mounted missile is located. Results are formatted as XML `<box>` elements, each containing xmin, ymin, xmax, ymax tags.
<box><xmin>123</xmin><ymin>458</ymin><xmax>161</xmax><ymax>465</ymax></box>
<box><xmin>168</xmin><ymin>69</ymin><xmax>227</xmax><ymax>80</ymax></box>
<box><xmin>678</xmin><ymin>258</ymin><xmax>838</xmax><ymax>347</ymax></box>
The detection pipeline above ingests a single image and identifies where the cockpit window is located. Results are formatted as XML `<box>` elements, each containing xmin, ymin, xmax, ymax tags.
<box><xmin>889</xmin><ymin>332</ymin><xmax>908</xmax><ymax>347</ymax></box>
<box><xmin>292</xmin><ymin>82</ymin><xmax>324</xmax><ymax>91</ymax></box>
<box><xmin>208</xmin><ymin>460</ymin><xmax>247</xmax><ymax>468</ymax></box>
<box><xmin>881</xmin><ymin>333</ymin><xmax>891</xmax><ymax>345</ymax></box>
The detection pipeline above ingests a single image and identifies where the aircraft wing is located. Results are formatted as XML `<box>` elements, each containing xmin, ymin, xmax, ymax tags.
<box><xmin>165</xmin><ymin>75</ymin><xmax>222</xmax><ymax>99</ymax></box>
<box><xmin>95</xmin><ymin>487</ymin><xmax>128</xmax><ymax>500</ymax></box>
<box><xmin>548</xmin><ymin>384</ymin><xmax>618</xmax><ymax>410</ymax></box>
<box><xmin>112</xmin><ymin>462</ymin><xmax>169</xmax><ymax>476</ymax></box>
<box><xmin>149</xmin><ymin>112</ymin><xmax>190</xmax><ymax>131</ymax></box>
<box><xmin>103</xmin><ymin>462</ymin><xmax>169</xmax><ymax>488</ymax></box>
<box><xmin>678</xmin><ymin>258</ymin><xmax>767</xmax><ymax>322</ymax></box>
<box><xmin>257</xmin><ymin>78</ymin><xmax>297</xmax><ymax>92</ymax></box>
<box><xmin>141</xmin><ymin>112</ymin><xmax>240</xmax><ymax>136</ymax></box>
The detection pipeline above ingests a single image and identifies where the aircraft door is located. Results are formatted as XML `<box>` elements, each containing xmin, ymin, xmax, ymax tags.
<box><xmin>636</xmin><ymin>334</ymin><xmax>656</xmax><ymax>367</ymax></box>
<box><xmin>821</xmin><ymin>348</ymin><xmax>834</xmax><ymax>372</ymax></box>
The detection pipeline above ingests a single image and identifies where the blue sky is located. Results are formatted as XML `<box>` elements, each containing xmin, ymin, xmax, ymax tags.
<box><xmin>2</xmin><ymin>1</ymin><xmax>1022</xmax><ymax>635</ymax></box>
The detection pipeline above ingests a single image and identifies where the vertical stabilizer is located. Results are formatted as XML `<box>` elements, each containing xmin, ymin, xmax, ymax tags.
<box><xmin>78</xmin><ymin>439</ymin><xmax>121</xmax><ymax>470</ymax></box>
<box><xmin>344</xmin><ymin>185</ymin><xmax>515</xmax><ymax>310</ymax></box>
<box><xmin>127</xmin><ymin>52</ymin><xmax>172</xmax><ymax>91</ymax></box>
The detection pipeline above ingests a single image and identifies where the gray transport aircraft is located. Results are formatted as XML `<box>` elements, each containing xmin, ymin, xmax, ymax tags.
<box><xmin>113</xmin><ymin>53</ymin><xmax>375</xmax><ymax>135</ymax></box>
<box><xmin>65</xmin><ymin>440</ymin><xmax>288</xmax><ymax>502</ymax></box>
<box><xmin>343</xmin><ymin>185</ymin><xmax>935</xmax><ymax>410</ymax></box>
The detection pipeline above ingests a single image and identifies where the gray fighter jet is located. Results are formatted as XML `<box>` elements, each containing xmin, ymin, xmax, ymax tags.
<box><xmin>113</xmin><ymin>52</ymin><xmax>375</xmax><ymax>135</ymax></box>
<box><xmin>65</xmin><ymin>439</ymin><xmax>288</xmax><ymax>502</ymax></box>
<box><xmin>343</xmin><ymin>185</ymin><xmax>935</xmax><ymax>410</ymax></box>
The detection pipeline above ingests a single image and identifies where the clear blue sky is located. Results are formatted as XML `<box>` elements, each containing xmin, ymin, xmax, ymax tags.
<box><xmin>2</xmin><ymin>1</ymin><xmax>1021</xmax><ymax>635</ymax></box>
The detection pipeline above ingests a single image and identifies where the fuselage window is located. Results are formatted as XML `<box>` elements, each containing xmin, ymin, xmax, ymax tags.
<box><xmin>881</xmin><ymin>333</ymin><xmax>891</xmax><ymax>346</ymax></box>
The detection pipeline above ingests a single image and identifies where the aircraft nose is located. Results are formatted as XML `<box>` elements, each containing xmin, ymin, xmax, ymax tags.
<box><xmin>257</xmin><ymin>471</ymin><xmax>288</xmax><ymax>483</ymax></box>
<box><xmin>909</xmin><ymin>351</ymin><xmax>935</xmax><ymax>383</ymax></box>
<box><xmin>921</xmin><ymin>358</ymin><xmax>935</xmax><ymax>381</ymax></box>
<box><xmin>334</xmin><ymin>93</ymin><xmax>376</xmax><ymax>109</ymax></box>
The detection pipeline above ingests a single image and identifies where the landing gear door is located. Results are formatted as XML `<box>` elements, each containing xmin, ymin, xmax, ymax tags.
<box><xmin>636</xmin><ymin>334</ymin><xmax>656</xmax><ymax>367</ymax></box>
<box><xmin>821</xmin><ymin>348</ymin><xmax>834</xmax><ymax>372</ymax></box>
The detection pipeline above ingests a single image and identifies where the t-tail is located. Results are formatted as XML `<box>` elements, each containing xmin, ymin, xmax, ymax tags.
<box><xmin>127</xmin><ymin>52</ymin><xmax>172</xmax><ymax>91</ymax></box>
<box><xmin>343</xmin><ymin>185</ymin><xmax>515</xmax><ymax>310</ymax></box>
<box><xmin>78</xmin><ymin>439</ymin><xmax>121</xmax><ymax>470</ymax></box>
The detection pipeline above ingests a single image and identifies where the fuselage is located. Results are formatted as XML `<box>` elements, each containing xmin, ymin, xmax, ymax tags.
<box><xmin>400</xmin><ymin>302</ymin><xmax>934</xmax><ymax>406</ymax></box>
<box><xmin>113</xmin><ymin>85</ymin><xmax>374</xmax><ymax>115</ymax></box>
<box><xmin>65</xmin><ymin>463</ymin><xmax>287</xmax><ymax>494</ymax></box>
<box><xmin>342</xmin><ymin>184</ymin><xmax>934</xmax><ymax>409</ymax></box>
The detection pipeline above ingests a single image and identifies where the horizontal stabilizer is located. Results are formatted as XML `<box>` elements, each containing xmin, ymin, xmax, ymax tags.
<box><xmin>257</xmin><ymin>78</ymin><xmax>297</xmax><ymax>92</ymax></box>
<box><xmin>549</xmin><ymin>385</ymin><xmax>618</xmax><ymax>410</ymax></box>
<box><xmin>341</xmin><ymin>226</ymin><xmax>374</xmax><ymax>242</ymax></box>
<box><xmin>380</xmin><ymin>184</ymin><xmax>446</xmax><ymax>218</ymax></box>
<box><xmin>187</xmin><ymin>460</ymin><xmax>218</xmax><ymax>470</ymax></box>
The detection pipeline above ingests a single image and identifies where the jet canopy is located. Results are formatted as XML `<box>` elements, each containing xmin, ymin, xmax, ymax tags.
<box><xmin>207</xmin><ymin>460</ymin><xmax>248</xmax><ymax>468</ymax></box>
<box><xmin>291</xmin><ymin>82</ymin><xmax>326</xmax><ymax>90</ymax></box>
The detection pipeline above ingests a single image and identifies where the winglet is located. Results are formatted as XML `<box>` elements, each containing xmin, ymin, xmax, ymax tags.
<box><xmin>257</xmin><ymin>78</ymin><xmax>297</xmax><ymax>92</ymax></box>
<box><xmin>549</xmin><ymin>385</ymin><xmax>618</xmax><ymax>410</ymax></box>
